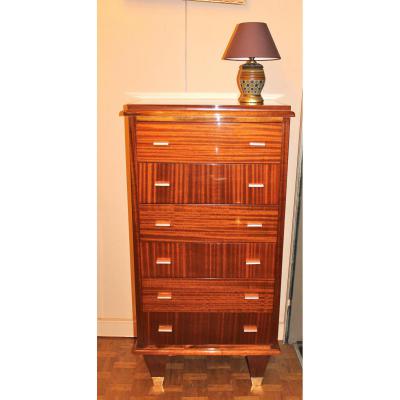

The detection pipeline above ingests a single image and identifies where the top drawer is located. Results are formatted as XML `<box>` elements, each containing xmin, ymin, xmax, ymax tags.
<box><xmin>135</xmin><ymin>122</ymin><xmax>283</xmax><ymax>163</ymax></box>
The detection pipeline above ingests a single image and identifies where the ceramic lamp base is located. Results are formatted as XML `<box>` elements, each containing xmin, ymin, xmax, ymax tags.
<box><xmin>237</xmin><ymin>58</ymin><xmax>265</xmax><ymax>104</ymax></box>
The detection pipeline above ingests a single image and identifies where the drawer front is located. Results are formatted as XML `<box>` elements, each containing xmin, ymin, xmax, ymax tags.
<box><xmin>141</xmin><ymin>312</ymin><xmax>273</xmax><ymax>346</ymax></box>
<box><xmin>141</xmin><ymin>279</ymin><xmax>274</xmax><ymax>313</ymax></box>
<box><xmin>139</xmin><ymin>205</ymin><xmax>279</xmax><ymax>243</ymax></box>
<box><xmin>136</xmin><ymin>122</ymin><xmax>283</xmax><ymax>163</ymax></box>
<box><xmin>140</xmin><ymin>242</ymin><xmax>276</xmax><ymax>279</ymax></box>
<box><xmin>138</xmin><ymin>163</ymin><xmax>281</xmax><ymax>205</ymax></box>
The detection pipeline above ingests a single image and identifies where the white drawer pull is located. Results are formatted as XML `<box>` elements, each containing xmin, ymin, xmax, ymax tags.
<box><xmin>158</xmin><ymin>324</ymin><xmax>173</xmax><ymax>333</ymax></box>
<box><xmin>244</xmin><ymin>293</ymin><xmax>259</xmax><ymax>300</ymax></box>
<box><xmin>249</xmin><ymin>142</ymin><xmax>266</xmax><ymax>147</ymax></box>
<box><xmin>246</xmin><ymin>258</ymin><xmax>261</xmax><ymax>265</ymax></box>
<box><xmin>156</xmin><ymin>258</ymin><xmax>171</xmax><ymax>265</ymax></box>
<box><xmin>155</xmin><ymin>221</ymin><xmax>171</xmax><ymax>227</ymax></box>
<box><xmin>247</xmin><ymin>223</ymin><xmax>263</xmax><ymax>228</ymax></box>
<box><xmin>248</xmin><ymin>183</ymin><xmax>264</xmax><ymax>188</ymax></box>
<box><xmin>157</xmin><ymin>292</ymin><xmax>172</xmax><ymax>300</ymax></box>
<box><xmin>154</xmin><ymin>181</ymin><xmax>170</xmax><ymax>187</ymax></box>
<box><xmin>243</xmin><ymin>325</ymin><xmax>258</xmax><ymax>333</ymax></box>
<box><xmin>153</xmin><ymin>141</ymin><xmax>169</xmax><ymax>146</ymax></box>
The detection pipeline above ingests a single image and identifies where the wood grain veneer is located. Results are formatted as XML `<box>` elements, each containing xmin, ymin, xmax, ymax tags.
<box><xmin>122</xmin><ymin>103</ymin><xmax>293</xmax><ymax>117</ymax></box>
<box><xmin>139</xmin><ymin>242</ymin><xmax>276</xmax><ymax>279</ymax></box>
<box><xmin>136</xmin><ymin>122</ymin><xmax>282</xmax><ymax>163</ymax></box>
<box><xmin>121</xmin><ymin>103</ymin><xmax>294</xmax><ymax>383</ymax></box>
<box><xmin>141</xmin><ymin>278</ymin><xmax>274</xmax><ymax>313</ymax></box>
<box><xmin>134</xmin><ymin>343</ymin><xmax>280</xmax><ymax>356</ymax></box>
<box><xmin>140</xmin><ymin>312</ymin><xmax>274</xmax><ymax>346</ymax></box>
<box><xmin>139</xmin><ymin>204</ymin><xmax>279</xmax><ymax>242</ymax></box>
<box><xmin>138</xmin><ymin>163</ymin><xmax>281</xmax><ymax>204</ymax></box>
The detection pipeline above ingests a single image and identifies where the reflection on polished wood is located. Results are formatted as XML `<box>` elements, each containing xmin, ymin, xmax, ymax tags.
<box><xmin>139</xmin><ymin>205</ymin><xmax>279</xmax><ymax>243</ymax></box>
<box><xmin>140</xmin><ymin>242</ymin><xmax>276</xmax><ymax>279</ymax></box>
<box><xmin>135</xmin><ymin>121</ymin><xmax>283</xmax><ymax>163</ymax></box>
<box><xmin>98</xmin><ymin>337</ymin><xmax>302</xmax><ymax>399</ymax></box>
<box><xmin>139</xmin><ymin>312</ymin><xmax>275</xmax><ymax>347</ymax></box>
<box><xmin>138</xmin><ymin>163</ymin><xmax>281</xmax><ymax>205</ymax></box>
<box><xmin>122</xmin><ymin>103</ymin><xmax>294</xmax><ymax>384</ymax></box>
<box><xmin>141</xmin><ymin>278</ymin><xmax>274</xmax><ymax>313</ymax></box>
<box><xmin>134</xmin><ymin>343</ymin><xmax>280</xmax><ymax>356</ymax></box>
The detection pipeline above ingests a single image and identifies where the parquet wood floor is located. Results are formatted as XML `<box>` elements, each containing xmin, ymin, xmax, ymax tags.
<box><xmin>98</xmin><ymin>337</ymin><xmax>302</xmax><ymax>400</ymax></box>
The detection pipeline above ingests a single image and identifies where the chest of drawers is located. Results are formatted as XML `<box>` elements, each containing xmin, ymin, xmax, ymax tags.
<box><xmin>121</xmin><ymin>102</ymin><xmax>294</xmax><ymax>388</ymax></box>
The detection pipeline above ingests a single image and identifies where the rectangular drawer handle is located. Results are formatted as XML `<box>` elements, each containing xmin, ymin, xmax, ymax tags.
<box><xmin>155</xmin><ymin>221</ymin><xmax>171</xmax><ymax>227</ymax></box>
<box><xmin>153</xmin><ymin>141</ymin><xmax>169</xmax><ymax>146</ymax></box>
<box><xmin>246</xmin><ymin>258</ymin><xmax>261</xmax><ymax>265</ymax></box>
<box><xmin>157</xmin><ymin>292</ymin><xmax>172</xmax><ymax>300</ymax></box>
<box><xmin>156</xmin><ymin>257</ymin><xmax>171</xmax><ymax>265</ymax></box>
<box><xmin>247</xmin><ymin>223</ymin><xmax>263</xmax><ymax>228</ymax></box>
<box><xmin>248</xmin><ymin>183</ymin><xmax>264</xmax><ymax>188</ymax></box>
<box><xmin>154</xmin><ymin>181</ymin><xmax>170</xmax><ymax>187</ymax></box>
<box><xmin>244</xmin><ymin>293</ymin><xmax>259</xmax><ymax>300</ymax></box>
<box><xmin>249</xmin><ymin>142</ymin><xmax>266</xmax><ymax>147</ymax></box>
<box><xmin>158</xmin><ymin>324</ymin><xmax>173</xmax><ymax>333</ymax></box>
<box><xmin>243</xmin><ymin>325</ymin><xmax>258</xmax><ymax>333</ymax></box>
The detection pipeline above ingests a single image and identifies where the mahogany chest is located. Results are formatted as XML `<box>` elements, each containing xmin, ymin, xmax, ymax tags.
<box><xmin>121</xmin><ymin>102</ymin><xmax>294</xmax><ymax>387</ymax></box>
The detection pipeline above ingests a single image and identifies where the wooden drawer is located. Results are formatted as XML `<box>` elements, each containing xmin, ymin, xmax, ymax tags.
<box><xmin>140</xmin><ymin>312</ymin><xmax>273</xmax><ymax>346</ymax></box>
<box><xmin>140</xmin><ymin>242</ymin><xmax>276</xmax><ymax>279</ymax></box>
<box><xmin>139</xmin><ymin>205</ymin><xmax>279</xmax><ymax>243</ymax></box>
<box><xmin>138</xmin><ymin>163</ymin><xmax>281</xmax><ymax>205</ymax></box>
<box><xmin>141</xmin><ymin>279</ymin><xmax>274</xmax><ymax>313</ymax></box>
<box><xmin>135</xmin><ymin>122</ymin><xmax>283</xmax><ymax>163</ymax></box>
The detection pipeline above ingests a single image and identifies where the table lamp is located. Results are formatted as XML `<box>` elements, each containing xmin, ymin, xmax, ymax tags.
<box><xmin>223</xmin><ymin>22</ymin><xmax>281</xmax><ymax>104</ymax></box>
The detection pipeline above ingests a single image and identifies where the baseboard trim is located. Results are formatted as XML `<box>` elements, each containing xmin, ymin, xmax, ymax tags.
<box><xmin>278</xmin><ymin>322</ymin><xmax>285</xmax><ymax>340</ymax></box>
<box><xmin>97</xmin><ymin>318</ymin><xmax>136</xmax><ymax>337</ymax></box>
<box><xmin>293</xmin><ymin>342</ymin><xmax>303</xmax><ymax>367</ymax></box>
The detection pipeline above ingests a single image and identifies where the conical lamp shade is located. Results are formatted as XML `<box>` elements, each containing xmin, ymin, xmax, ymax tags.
<box><xmin>223</xmin><ymin>22</ymin><xmax>281</xmax><ymax>61</ymax></box>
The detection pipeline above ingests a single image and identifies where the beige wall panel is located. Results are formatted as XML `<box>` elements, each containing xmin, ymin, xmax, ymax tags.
<box><xmin>98</xmin><ymin>0</ymin><xmax>302</xmax><ymax>337</ymax></box>
<box><xmin>98</xmin><ymin>0</ymin><xmax>186</xmax><ymax>335</ymax></box>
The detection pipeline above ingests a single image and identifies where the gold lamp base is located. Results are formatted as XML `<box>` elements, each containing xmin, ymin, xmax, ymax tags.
<box><xmin>237</xmin><ymin>58</ymin><xmax>265</xmax><ymax>104</ymax></box>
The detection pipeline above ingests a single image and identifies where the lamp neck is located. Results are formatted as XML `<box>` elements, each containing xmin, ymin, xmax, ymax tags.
<box><xmin>242</xmin><ymin>57</ymin><xmax>263</xmax><ymax>70</ymax></box>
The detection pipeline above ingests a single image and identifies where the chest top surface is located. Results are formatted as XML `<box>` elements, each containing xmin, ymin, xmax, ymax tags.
<box><xmin>122</xmin><ymin>101</ymin><xmax>294</xmax><ymax>117</ymax></box>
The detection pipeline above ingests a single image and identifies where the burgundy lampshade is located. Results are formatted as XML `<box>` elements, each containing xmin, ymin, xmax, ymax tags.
<box><xmin>223</xmin><ymin>22</ymin><xmax>281</xmax><ymax>61</ymax></box>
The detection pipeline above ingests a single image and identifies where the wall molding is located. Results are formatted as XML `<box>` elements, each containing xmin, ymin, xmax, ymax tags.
<box><xmin>97</xmin><ymin>318</ymin><xmax>136</xmax><ymax>337</ymax></box>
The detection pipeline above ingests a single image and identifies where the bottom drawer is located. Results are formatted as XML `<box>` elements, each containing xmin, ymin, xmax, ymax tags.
<box><xmin>140</xmin><ymin>312</ymin><xmax>274</xmax><ymax>346</ymax></box>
